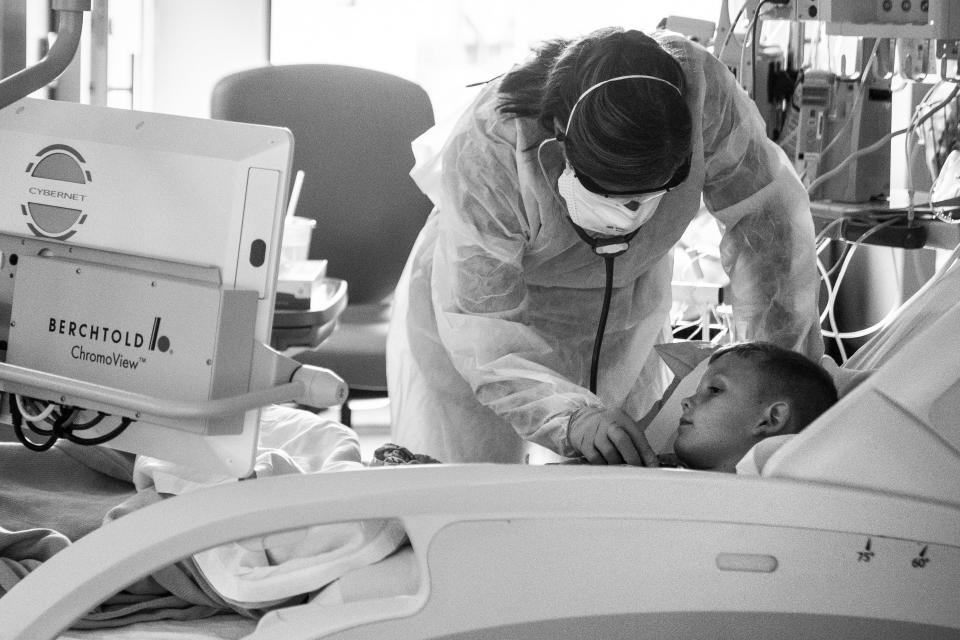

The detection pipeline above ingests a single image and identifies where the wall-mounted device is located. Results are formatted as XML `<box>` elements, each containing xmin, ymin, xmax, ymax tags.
<box><xmin>796</xmin><ymin>0</ymin><xmax>960</xmax><ymax>39</ymax></box>
<box><xmin>794</xmin><ymin>69</ymin><xmax>892</xmax><ymax>203</ymax></box>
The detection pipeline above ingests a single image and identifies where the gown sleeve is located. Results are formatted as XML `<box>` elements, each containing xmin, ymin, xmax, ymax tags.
<box><xmin>699</xmin><ymin>51</ymin><xmax>824</xmax><ymax>360</ymax></box>
<box><xmin>429</xmin><ymin>104</ymin><xmax>598</xmax><ymax>457</ymax></box>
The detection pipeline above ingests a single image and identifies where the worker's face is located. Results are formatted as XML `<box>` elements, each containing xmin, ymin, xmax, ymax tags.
<box><xmin>556</xmin><ymin>164</ymin><xmax>666</xmax><ymax>235</ymax></box>
<box><xmin>674</xmin><ymin>354</ymin><xmax>767</xmax><ymax>472</ymax></box>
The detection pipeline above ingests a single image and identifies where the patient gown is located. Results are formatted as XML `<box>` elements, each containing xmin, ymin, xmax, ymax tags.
<box><xmin>387</xmin><ymin>32</ymin><xmax>823</xmax><ymax>464</ymax></box>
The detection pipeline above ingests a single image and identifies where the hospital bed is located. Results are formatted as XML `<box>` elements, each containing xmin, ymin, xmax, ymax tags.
<box><xmin>2</xmin><ymin>255</ymin><xmax>960</xmax><ymax>639</ymax></box>
<box><xmin>0</xmin><ymin>12</ymin><xmax>959</xmax><ymax>637</ymax></box>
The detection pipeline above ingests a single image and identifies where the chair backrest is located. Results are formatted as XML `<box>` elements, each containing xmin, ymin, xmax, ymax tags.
<box><xmin>211</xmin><ymin>64</ymin><xmax>435</xmax><ymax>305</ymax></box>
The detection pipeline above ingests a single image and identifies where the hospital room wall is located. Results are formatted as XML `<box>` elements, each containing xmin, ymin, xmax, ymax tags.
<box><xmin>0</xmin><ymin>2</ymin><xmax>27</xmax><ymax>78</ymax></box>
<box><xmin>111</xmin><ymin>2</ymin><xmax>724</xmax><ymax>123</ymax></box>
<box><xmin>139</xmin><ymin>0</ymin><xmax>268</xmax><ymax>117</ymax></box>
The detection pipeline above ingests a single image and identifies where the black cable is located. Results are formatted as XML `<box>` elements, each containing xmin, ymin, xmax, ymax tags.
<box><xmin>67</xmin><ymin>411</ymin><xmax>107</xmax><ymax>431</ymax></box>
<box><xmin>64</xmin><ymin>417</ymin><xmax>132</xmax><ymax>446</ymax></box>
<box><xmin>50</xmin><ymin>406</ymin><xmax>78</xmax><ymax>439</ymax></box>
<box><xmin>776</xmin><ymin>73</ymin><xmax>803</xmax><ymax>138</ymax></box>
<box><xmin>10</xmin><ymin>396</ymin><xmax>57</xmax><ymax>452</ymax></box>
<box><xmin>9</xmin><ymin>394</ymin><xmax>134</xmax><ymax>450</ymax></box>
<box><xmin>750</xmin><ymin>0</ymin><xmax>774</xmax><ymax>102</ymax></box>
<box><xmin>589</xmin><ymin>255</ymin><xmax>616</xmax><ymax>394</ymax></box>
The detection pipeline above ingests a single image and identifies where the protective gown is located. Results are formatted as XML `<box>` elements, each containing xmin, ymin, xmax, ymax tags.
<box><xmin>387</xmin><ymin>33</ymin><xmax>823</xmax><ymax>464</ymax></box>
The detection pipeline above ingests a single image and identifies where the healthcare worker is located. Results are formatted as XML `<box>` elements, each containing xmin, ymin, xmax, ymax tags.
<box><xmin>387</xmin><ymin>27</ymin><xmax>823</xmax><ymax>465</ymax></box>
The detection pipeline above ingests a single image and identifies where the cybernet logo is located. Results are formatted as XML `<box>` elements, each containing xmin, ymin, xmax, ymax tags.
<box><xmin>47</xmin><ymin>316</ymin><xmax>171</xmax><ymax>353</ymax></box>
<box><xmin>22</xmin><ymin>145</ymin><xmax>92</xmax><ymax>241</ymax></box>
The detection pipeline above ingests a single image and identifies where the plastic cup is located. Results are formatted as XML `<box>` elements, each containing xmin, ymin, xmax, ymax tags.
<box><xmin>281</xmin><ymin>216</ymin><xmax>317</xmax><ymax>264</ymax></box>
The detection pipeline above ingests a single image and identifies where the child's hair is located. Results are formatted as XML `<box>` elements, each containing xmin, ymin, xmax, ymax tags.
<box><xmin>709</xmin><ymin>342</ymin><xmax>838</xmax><ymax>431</ymax></box>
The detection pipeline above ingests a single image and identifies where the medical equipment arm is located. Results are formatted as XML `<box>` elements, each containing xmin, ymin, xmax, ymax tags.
<box><xmin>0</xmin><ymin>0</ymin><xmax>90</xmax><ymax>111</ymax></box>
<box><xmin>0</xmin><ymin>343</ymin><xmax>346</xmax><ymax>421</ymax></box>
<box><xmin>699</xmin><ymin>50</ymin><xmax>824</xmax><ymax>360</ymax></box>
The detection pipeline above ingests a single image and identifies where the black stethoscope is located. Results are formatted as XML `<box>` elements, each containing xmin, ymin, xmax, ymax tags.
<box><xmin>539</xmin><ymin>74</ymin><xmax>689</xmax><ymax>396</ymax></box>
<box><xmin>540</xmin><ymin>139</ymin><xmax>643</xmax><ymax>396</ymax></box>
<box><xmin>567</xmin><ymin>220</ymin><xmax>641</xmax><ymax>395</ymax></box>
<box><xmin>563</xmin><ymin>157</ymin><xmax>690</xmax><ymax>395</ymax></box>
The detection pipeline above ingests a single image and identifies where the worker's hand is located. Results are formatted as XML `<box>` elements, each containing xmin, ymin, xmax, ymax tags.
<box><xmin>567</xmin><ymin>406</ymin><xmax>658</xmax><ymax>467</ymax></box>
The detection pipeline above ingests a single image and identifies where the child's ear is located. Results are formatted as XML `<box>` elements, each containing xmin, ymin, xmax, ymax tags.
<box><xmin>751</xmin><ymin>401</ymin><xmax>791</xmax><ymax>437</ymax></box>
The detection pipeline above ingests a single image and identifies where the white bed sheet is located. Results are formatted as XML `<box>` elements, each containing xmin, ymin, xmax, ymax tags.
<box><xmin>59</xmin><ymin>615</ymin><xmax>254</xmax><ymax>640</ymax></box>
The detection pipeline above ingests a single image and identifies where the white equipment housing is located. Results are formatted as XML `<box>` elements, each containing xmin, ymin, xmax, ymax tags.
<box><xmin>796</xmin><ymin>0</ymin><xmax>960</xmax><ymax>38</ymax></box>
<box><xmin>0</xmin><ymin>98</ymin><xmax>346</xmax><ymax>477</ymax></box>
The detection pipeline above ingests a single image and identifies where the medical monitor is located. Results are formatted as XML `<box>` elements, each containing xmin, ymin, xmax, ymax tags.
<box><xmin>0</xmin><ymin>97</ymin><xmax>294</xmax><ymax>477</ymax></box>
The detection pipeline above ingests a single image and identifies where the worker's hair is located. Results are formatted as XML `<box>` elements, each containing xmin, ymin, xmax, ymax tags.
<box><xmin>498</xmin><ymin>27</ymin><xmax>692</xmax><ymax>191</ymax></box>
<box><xmin>709</xmin><ymin>342</ymin><xmax>838</xmax><ymax>432</ymax></box>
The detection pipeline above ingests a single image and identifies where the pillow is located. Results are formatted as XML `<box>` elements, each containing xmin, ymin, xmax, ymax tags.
<box><xmin>819</xmin><ymin>355</ymin><xmax>875</xmax><ymax>398</ymax></box>
<box><xmin>643</xmin><ymin>341</ymin><xmax>718</xmax><ymax>454</ymax></box>
<box><xmin>735</xmin><ymin>434</ymin><xmax>796</xmax><ymax>475</ymax></box>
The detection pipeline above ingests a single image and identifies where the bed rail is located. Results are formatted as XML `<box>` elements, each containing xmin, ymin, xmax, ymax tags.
<box><xmin>1</xmin><ymin>465</ymin><xmax>958</xmax><ymax>639</ymax></box>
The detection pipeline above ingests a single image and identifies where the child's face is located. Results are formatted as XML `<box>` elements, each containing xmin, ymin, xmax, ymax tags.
<box><xmin>673</xmin><ymin>353</ymin><xmax>767</xmax><ymax>472</ymax></box>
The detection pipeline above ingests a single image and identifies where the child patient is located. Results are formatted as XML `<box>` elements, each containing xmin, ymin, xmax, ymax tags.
<box><xmin>672</xmin><ymin>342</ymin><xmax>838</xmax><ymax>474</ymax></box>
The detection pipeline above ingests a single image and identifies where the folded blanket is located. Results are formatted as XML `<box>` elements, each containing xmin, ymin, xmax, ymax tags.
<box><xmin>133</xmin><ymin>406</ymin><xmax>408</xmax><ymax>608</ymax></box>
<box><xmin>0</xmin><ymin>443</ymin><xmax>240</xmax><ymax>628</ymax></box>
<box><xmin>0</xmin><ymin>405</ymin><xmax>410</xmax><ymax>627</ymax></box>
<box><xmin>0</xmin><ymin>441</ymin><xmax>134</xmax><ymax>541</ymax></box>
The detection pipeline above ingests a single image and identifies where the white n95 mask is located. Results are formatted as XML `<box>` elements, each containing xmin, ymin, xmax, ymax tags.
<box><xmin>557</xmin><ymin>165</ymin><xmax>666</xmax><ymax>235</ymax></box>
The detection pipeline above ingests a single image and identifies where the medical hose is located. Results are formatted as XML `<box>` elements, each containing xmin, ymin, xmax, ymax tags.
<box><xmin>11</xmin><ymin>401</ymin><xmax>61</xmax><ymax>451</ymax></box>
<box><xmin>10</xmin><ymin>395</ymin><xmax>133</xmax><ymax>451</ymax></box>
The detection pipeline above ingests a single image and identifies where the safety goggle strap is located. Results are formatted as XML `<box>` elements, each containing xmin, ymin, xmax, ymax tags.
<box><xmin>564</xmin><ymin>74</ymin><xmax>683</xmax><ymax>136</ymax></box>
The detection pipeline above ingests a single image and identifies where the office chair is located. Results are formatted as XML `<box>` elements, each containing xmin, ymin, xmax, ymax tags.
<box><xmin>211</xmin><ymin>64</ymin><xmax>435</xmax><ymax>426</ymax></box>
